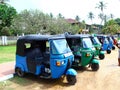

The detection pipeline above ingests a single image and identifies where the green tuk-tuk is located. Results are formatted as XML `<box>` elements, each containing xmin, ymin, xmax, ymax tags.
<box><xmin>65</xmin><ymin>34</ymin><xmax>99</xmax><ymax>71</ymax></box>
<box><xmin>90</xmin><ymin>35</ymin><xmax>105</xmax><ymax>60</ymax></box>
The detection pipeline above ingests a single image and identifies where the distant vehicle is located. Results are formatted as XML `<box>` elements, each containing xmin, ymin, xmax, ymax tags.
<box><xmin>97</xmin><ymin>35</ymin><xmax>111</xmax><ymax>54</ymax></box>
<box><xmin>65</xmin><ymin>34</ymin><xmax>99</xmax><ymax>71</ymax></box>
<box><xmin>15</xmin><ymin>35</ymin><xmax>77</xmax><ymax>85</ymax></box>
<box><xmin>90</xmin><ymin>35</ymin><xmax>105</xmax><ymax>60</ymax></box>
<box><xmin>106</xmin><ymin>36</ymin><xmax>115</xmax><ymax>50</ymax></box>
<box><xmin>110</xmin><ymin>35</ymin><xmax>118</xmax><ymax>45</ymax></box>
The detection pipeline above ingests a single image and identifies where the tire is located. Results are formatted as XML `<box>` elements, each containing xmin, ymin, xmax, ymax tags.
<box><xmin>91</xmin><ymin>63</ymin><xmax>99</xmax><ymax>71</ymax></box>
<box><xmin>99</xmin><ymin>54</ymin><xmax>105</xmax><ymax>60</ymax></box>
<box><xmin>15</xmin><ymin>67</ymin><xmax>25</xmax><ymax>77</ymax></box>
<box><xmin>112</xmin><ymin>46</ymin><xmax>115</xmax><ymax>50</ymax></box>
<box><xmin>107</xmin><ymin>50</ymin><xmax>111</xmax><ymax>54</ymax></box>
<box><xmin>66</xmin><ymin>75</ymin><xmax>76</xmax><ymax>85</ymax></box>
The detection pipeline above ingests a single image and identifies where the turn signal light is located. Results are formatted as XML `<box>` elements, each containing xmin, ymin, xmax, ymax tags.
<box><xmin>56</xmin><ymin>61</ymin><xmax>61</xmax><ymax>66</ymax></box>
<box><xmin>86</xmin><ymin>53</ymin><xmax>90</xmax><ymax>57</ymax></box>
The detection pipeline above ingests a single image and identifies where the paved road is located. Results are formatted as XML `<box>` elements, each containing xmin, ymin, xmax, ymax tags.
<box><xmin>0</xmin><ymin>61</ymin><xmax>15</xmax><ymax>81</ymax></box>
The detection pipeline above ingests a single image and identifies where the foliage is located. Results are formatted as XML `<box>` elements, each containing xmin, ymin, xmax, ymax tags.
<box><xmin>11</xmin><ymin>9</ymin><xmax>52</xmax><ymax>35</ymax></box>
<box><xmin>0</xmin><ymin>0</ymin><xmax>9</xmax><ymax>4</ymax></box>
<box><xmin>102</xmin><ymin>19</ymin><xmax>120</xmax><ymax>34</ymax></box>
<box><xmin>96</xmin><ymin>1</ymin><xmax>107</xmax><ymax>12</ymax></box>
<box><xmin>11</xmin><ymin>9</ymin><xmax>79</xmax><ymax>35</ymax></box>
<box><xmin>96</xmin><ymin>1</ymin><xmax>107</xmax><ymax>25</ymax></box>
<box><xmin>88</xmin><ymin>12</ymin><xmax>94</xmax><ymax>22</ymax></box>
<box><xmin>115</xmin><ymin>18</ymin><xmax>120</xmax><ymax>26</ymax></box>
<box><xmin>0</xmin><ymin>4</ymin><xmax>17</xmax><ymax>35</ymax></box>
<box><xmin>75</xmin><ymin>15</ymin><xmax>80</xmax><ymax>22</ymax></box>
<box><xmin>79</xmin><ymin>20</ymin><xmax>86</xmax><ymax>29</ymax></box>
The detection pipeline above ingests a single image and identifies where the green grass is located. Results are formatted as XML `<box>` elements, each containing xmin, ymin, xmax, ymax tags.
<box><xmin>0</xmin><ymin>45</ymin><xmax>16</xmax><ymax>64</ymax></box>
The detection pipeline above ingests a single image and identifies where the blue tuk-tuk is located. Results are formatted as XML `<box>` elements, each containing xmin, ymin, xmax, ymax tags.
<box><xmin>106</xmin><ymin>36</ymin><xmax>115</xmax><ymax>50</ymax></box>
<box><xmin>15</xmin><ymin>35</ymin><xmax>77</xmax><ymax>85</ymax></box>
<box><xmin>97</xmin><ymin>35</ymin><xmax>111</xmax><ymax>54</ymax></box>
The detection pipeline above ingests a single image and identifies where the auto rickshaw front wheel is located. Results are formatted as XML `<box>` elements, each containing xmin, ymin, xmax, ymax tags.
<box><xmin>66</xmin><ymin>75</ymin><xmax>76</xmax><ymax>85</ymax></box>
<box><xmin>112</xmin><ymin>46</ymin><xmax>115</xmax><ymax>50</ymax></box>
<box><xmin>91</xmin><ymin>63</ymin><xmax>99</xmax><ymax>71</ymax></box>
<box><xmin>15</xmin><ymin>67</ymin><xmax>25</xmax><ymax>77</ymax></box>
<box><xmin>99</xmin><ymin>54</ymin><xmax>105</xmax><ymax>60</ymax></box>
<box><xmin>107</xmin><ymin>50</ymin><xmax>111</xmax><ymax>54</ymax></box>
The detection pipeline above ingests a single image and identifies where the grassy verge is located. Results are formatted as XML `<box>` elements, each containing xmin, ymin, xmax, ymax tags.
<box><xmin>0</xmin><ymin>45</ymin><xmax>16</xmax><ymax>64</ymax></box>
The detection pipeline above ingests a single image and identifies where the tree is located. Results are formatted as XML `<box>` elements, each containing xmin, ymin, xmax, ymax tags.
<box><xmin>11</xmin><ymin>9</ymin><xmax>50</xmax><ymax>35</ymax></box>
<box><xmin>88</xmin><ymin>12</ymin><xmax>94</xmax><ymax>24</ymax></box>
<box><xmin>0</xmin><ymin>4</ymin><xmax>17</xmax><ymax>35</ymax></box>
<box><xmin>11</xmin><ymin>9</ymin><xmax>80</xmax><ymax>35</ymax></box>
<box><xmin>0</xmin><ymin>0</ymin><xmax>9</xmax><ymax>4</ymax></box>
<box><xmin>58</xmin><ymin>13</ymin><xmax>64</xmax><ymax>18</ymax></box>
<box><xmin>110</xmin><ymin>14</ymin><xmax>114</xmax><ymax>19</ymax></box>
<box><xmin>96</xmin><ymin>1</ymin><xmax>107</xmax><ymax>12</ymax></box>
<box><xmin>75</xmin><ymin>15</ymin><xmax>80</xmax><ymax>22</ymax></box>
<box><xmin>96</xmin><ymin>1</ymin><xmax>107</xmax><ymax>25</ymax></box>
<box><xmin>115</xmin><ymin>18</ymin><xmax>120</xmax><ymax>26</ymax></box>
<box><xmin>50</xmin><ymin>13</ymin><xmax>53</xmax><ymax>18</ymax></box>
<box><xmin>102</xmin><ymin>19</ymin><xmax>120</xmax><ymax>34</ymax></box>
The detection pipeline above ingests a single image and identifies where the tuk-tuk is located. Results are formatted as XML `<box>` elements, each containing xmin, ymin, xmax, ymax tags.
<box><xmin>15</xmin><ymin>35</ymin><xmax>77</xmax><ymax>85</ymax></box>
<box><xmin>110</xmin><ymin>35</ymin><xmax>118</xmax><ymax>45</ymax></box>
<box><xmin>65</xmin><ymin>34</ymin><xmax>99</xmax><ymax>71</ymax></box>
<box><xmin>106</xmin><ymin>35</ymin><xmax>115</xmax><ymax>50</ymax></box>
<box><xmin>97</xmin><ymin>35</ymin><xmax>111</xmax><ymax>54</ymax></box>
<box><xmin>90</xmin><ymin>35</ymin><xmax>105</xmax><ymax>60</ymax></box>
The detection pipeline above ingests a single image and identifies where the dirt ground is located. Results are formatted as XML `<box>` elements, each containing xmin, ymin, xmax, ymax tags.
<box><xmin>1</xmin><ymin>47</ymin><xmax>120</xmax><ymax>90</ymax></box>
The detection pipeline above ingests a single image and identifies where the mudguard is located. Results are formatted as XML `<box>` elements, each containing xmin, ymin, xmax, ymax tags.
<box><xmin>100</xmin><ymin>51</ymin><xmax>105</xmax><ymax>54</ymax></box>
<box><xmin>15</xmin><ymin>64</ymin><xmax>25</xmax><ymax>72</ymax></box>
<box><xmin>91</xmin><ymin>59</ymin><xmax>99</xmax><ymax>64</ymax></box>
<box><xmin>66</xmin><ymin>68</ymin><xmax>77</xmax><ymax>76</ymax></box>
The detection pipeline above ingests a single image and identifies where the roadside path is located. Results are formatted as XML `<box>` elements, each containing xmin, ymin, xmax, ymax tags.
<box><xmin>0</xmin><ymin>61</ymin><xmax>15</xmax><ymax>81</ymax></box>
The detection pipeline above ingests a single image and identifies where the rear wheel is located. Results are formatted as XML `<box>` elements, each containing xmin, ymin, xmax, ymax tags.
<box><xmin>107</xmin><ymin>50</ymin><xmax>111</xmax><ymax>54</ymax></box>
<box><xmin>15</xmin><ymin>67</ymin><xmax>25</xmax><ymax>77</ymax></box>
<box><xmin>99</xmin><ymin>54</ymin><xmax>105</xmax><ymax>60</ymax></box>
<box><xmin>112</xmin><ymin>46</ymin><xmax>115</xmax><ymax>50</ymax></box>
<box><xmin>66</xmin><ymin>75</ymin><xmax>76</xmax><ymax>85</ymax></box>
<box><xmin>91</xmin><ymin>63</ymin><xmax>99</xmax><ymax>71</ymax></box>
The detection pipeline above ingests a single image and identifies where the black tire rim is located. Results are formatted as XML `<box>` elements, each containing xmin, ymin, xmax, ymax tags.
<box><xmin>107</xmin><ymin>50</ymin><xmax>111</xmax><ymax>54</ymax></box>
<box><xmin>67</xmin><ymin>75</ymin><xmax>76</xmax><ymax>85</ymax></box>
<box><xmin>99</xmin><ymin>54</ymin><xmax>105</xmax><ymax>60</ymax></box>
<box><xmin>91</xmin><ymin>63</ymin><xmax>99</xmax><ymax>71</ymax></box>
<box><xmin>16</xmin><ymin>68</ymin><xmax>24</xmax><ymax>77</ymax></box>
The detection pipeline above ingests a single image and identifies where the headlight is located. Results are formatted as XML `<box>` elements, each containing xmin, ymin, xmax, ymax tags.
<box><xmin>96</xmin><ymin>47</ymin><xmax>99</xmax><ymax>50</ymax></box>
<box><xmin>86</xmin><ymin>53</ymin><xmax>90</xmax><ymax>57</ymax></box>
<box><xmin>56</xmin><ymin>61</ymin><xmax>64</xmax><ymax>66</ymax></box>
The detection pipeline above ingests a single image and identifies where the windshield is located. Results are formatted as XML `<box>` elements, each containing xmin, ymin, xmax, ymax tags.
<box><xmin>110</xmin><ymin>37</ymin><xmax>113</xmax><ymax>42</ymax></box>
<box><xmin>93</xmin><ymin>37</ymin><xmax>101</xmax><ymax>45</ymax></box>
<box><xmin>82</xmin><ymin>38</ymin><xmax>94</xmax><ymax>48</ymax></box>
<box><xmin>52</xmin><ymin>39</ymin><xmax>71</xmax><ymax>54</ymax></box>
<box><xmin>104</xmin><ymin>38</ymin><xmax>109</xmax><ymax>44</ymax></box>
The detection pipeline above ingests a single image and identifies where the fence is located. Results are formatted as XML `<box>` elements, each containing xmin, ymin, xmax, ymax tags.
<box><xmin>0</xmin><ymin>36</ymin><xmax>18</xmax><ymax>45</ymax></box>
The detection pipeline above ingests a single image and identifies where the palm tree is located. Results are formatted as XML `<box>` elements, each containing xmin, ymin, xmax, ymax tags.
<box><xmin>75</xmin><ymin>15</ymin><xmax>80</xmax><ymax>22</ymax></box>
<box><xmin>58</xmin><ymin>13</ymin><xmax>64</xmax><ymax>18</ymax></box>
<box><xmin>96</xmin><ymin>1</ymin><xmax>107</xmax><ymax>12</ymax></box>
<box><xmin>96</xmin><ymin>1</ymin><xmax>107</xmax><ymax>25</ymax></box>
<box><xmin>0</xmin><ymin>0</ymin><xmax>9</xmax><ymax>4</ymax></box>
<box><xmin>88</xmin><ymin>12</ymin><xmax>94</xmax><ymax>24</ymax></box>
<box><xmin>110</xmin><ymin>14</ymin><xmax>114</xmax><ymax>19</ymax></box>
<box><xmin>98</xmin><ymin>13</ymin><xmax>104</xmax><ymax>23</ymax></box>
<box><xmin>50</xmin><ymin>13</ymin><xmax>53</xmax><ymax>18</ymax></box>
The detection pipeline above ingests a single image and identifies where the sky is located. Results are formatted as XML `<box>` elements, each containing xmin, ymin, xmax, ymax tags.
<box><xmin>9</xmin><ymin>0</ymin><xmax>120</xmax><ymax>24</ymax></box>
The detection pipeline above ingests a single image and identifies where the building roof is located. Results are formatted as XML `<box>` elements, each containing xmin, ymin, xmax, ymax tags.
<box><xmin>65</xmin><ymin>18</ymin><xmax>79</xmax><ymax>24</ymax></box>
